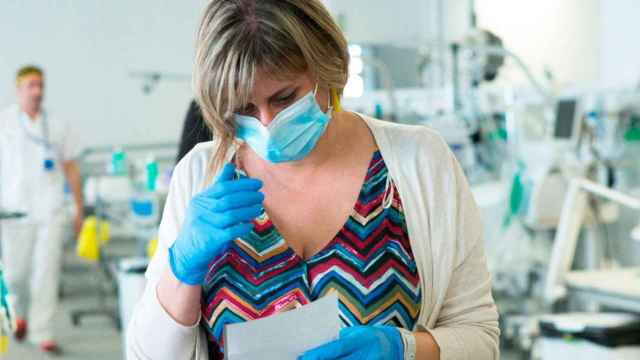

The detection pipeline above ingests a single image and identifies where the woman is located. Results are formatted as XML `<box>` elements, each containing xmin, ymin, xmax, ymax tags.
<box><xmin>127</xmin><ymin>1</ymin><xmax>499</xmax><ymax>359</ymax></box>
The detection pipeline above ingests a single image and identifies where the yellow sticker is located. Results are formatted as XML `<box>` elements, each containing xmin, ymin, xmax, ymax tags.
<box><xmin>147</xmin><ymin>238</ymin><xmax>159</xmax><ymax>258</ymax></box>
<box><xmin>0</xmin><ymin>335</ymin><xmax>8</xmax><ymax>353</ymax></box>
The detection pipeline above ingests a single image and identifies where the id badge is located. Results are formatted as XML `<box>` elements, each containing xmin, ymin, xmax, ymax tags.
<box><xmin>43</xmin><ymin>158</ymin><xmax>55</xmax><ymax>172</ymax></box>
<box><xmin>43</xmin><ymin>146</ymin><xmax>56</xmax><ymax>172</ymax></box>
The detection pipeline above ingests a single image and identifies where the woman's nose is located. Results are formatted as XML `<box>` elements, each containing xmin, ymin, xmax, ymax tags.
<box><xmin>256</xmin><ymin>107</ymin><xmax>278</xmax><ymax>126</ymax></box>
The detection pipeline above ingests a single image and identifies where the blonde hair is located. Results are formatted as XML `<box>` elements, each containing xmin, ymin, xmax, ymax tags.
<box><xmin>193</xmin><ymin>0</ymin><xmax>349</xmax><ymax>178</ymax></box>
<box><xmin>16</xmin><ymin>65</ymin><xmax>44</xmax><ymax>85</ymax></box>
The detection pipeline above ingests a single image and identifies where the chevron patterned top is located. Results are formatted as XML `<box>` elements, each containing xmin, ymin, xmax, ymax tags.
<box><xmin>201</xmin><ymin>151</ymin><xmax>422</xmax><ymax>358</ymax></box>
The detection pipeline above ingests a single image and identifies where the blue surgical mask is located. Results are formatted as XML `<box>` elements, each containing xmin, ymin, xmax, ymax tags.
<box><xmin>234</xmin><ymin>85</ymin><xmax>332</xmax><ymax>163</ymax></box>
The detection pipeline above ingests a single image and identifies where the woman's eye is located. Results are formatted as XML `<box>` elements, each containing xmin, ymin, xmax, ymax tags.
<box><xmin>275</xmin><ymin>92</ymin><xmax>296</xmax><ymax>104</ymax></box>
<box><xmin>238</xmin><ymin>104</ymin><xmax>256</xmax><ymax>116</ymax></box>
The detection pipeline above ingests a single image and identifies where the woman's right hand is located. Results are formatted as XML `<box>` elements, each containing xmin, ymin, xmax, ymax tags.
<box><xmin>168</xmin><ymin>163</ymin><xmax>264</xmax><ymax>285</ymax></box>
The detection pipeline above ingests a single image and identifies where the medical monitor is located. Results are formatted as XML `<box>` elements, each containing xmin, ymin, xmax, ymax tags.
<box><xmin>553</xmin><ymin>97</ymin><xmax>582</xmax><ymax>142</ymax></box>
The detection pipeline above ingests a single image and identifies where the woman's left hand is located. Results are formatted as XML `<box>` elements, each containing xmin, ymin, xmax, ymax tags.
<box><xmin>298</xmin><ymin>325</ymin><xmax>404</xmax><ymax>360</ymax></box>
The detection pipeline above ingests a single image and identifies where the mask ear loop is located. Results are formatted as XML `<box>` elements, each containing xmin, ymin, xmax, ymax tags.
<box><xmin>230</xmin><ymin>151</ymin><xmax>246</xmax><ymax>180</ymax></box>
<box><xmin>315</xmin><ymin>83</ymin><xmax>335</xmax><ymax>116</ymax></box>
<box><xmin>326</xmin><ymin>90</ymin><xmax>334</xmax><ymax>119</ymax></box>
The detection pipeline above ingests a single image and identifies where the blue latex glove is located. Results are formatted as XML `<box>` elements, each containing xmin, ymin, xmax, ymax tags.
<box><xmin>168</xmin><ymin>163</ymin><xmax>264</xmax><ymax>285</ymax></box>
<box><xmin>299</xmin><ymin>326</ymin><xmax>404</xmax><ymax>360</ymax></box>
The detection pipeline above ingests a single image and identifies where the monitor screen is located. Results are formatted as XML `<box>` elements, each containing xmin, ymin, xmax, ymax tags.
<box><xmin>554</xmin><ymin>99</ymin><xmax>577</xmax><ymax>139</ymax></box>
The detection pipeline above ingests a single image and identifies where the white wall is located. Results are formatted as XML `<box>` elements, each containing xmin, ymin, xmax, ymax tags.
<box><xmin>599</xmin><ymin>0</ymin><xmax>640</xmax><ymax>89</ymax></box>
<box><xmin>0</xmin><ymin>0</ymin><xmax>207</xmax><ymax>148</ymax></box>
<box><xmin>322</xmin><ymin>0</ymin><xmax>433</xmax><ymax>45</ymax></box>
<box><xmin>474</xmin><ymin>0</ymin><xmax>601</xmax><ymax>88</ymax></box>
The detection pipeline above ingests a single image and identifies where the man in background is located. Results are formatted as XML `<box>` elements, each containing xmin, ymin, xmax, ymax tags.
<box><xmin>0</xmin><ymin>65</ymin><xmax>84</xmax><ymax>354</ymax></box>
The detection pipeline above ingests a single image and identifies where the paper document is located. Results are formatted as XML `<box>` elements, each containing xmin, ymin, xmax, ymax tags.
<box><xmin>224</xmin><ymin>293</ymin><xmax>340</xmax><ymax>360</ymax></box>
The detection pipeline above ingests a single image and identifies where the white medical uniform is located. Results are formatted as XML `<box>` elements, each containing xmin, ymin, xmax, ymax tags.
<box><xmin>0</xmin><ymin>104</ymin><xmax>81</xmax><ymax>343</ymax></box>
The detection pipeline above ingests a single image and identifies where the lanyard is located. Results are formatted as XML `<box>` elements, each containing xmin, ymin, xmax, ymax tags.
<box><xmin>19</xmin><ymin>110</ymin><xmax>51</xmax><ymax>150</ymax></box>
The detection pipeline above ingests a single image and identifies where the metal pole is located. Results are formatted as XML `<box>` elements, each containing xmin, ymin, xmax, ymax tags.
<box><xmin>451</xmin><ymin>43</ymin><xmax>463</xmax><ymax>112</ymax></box>
<box><xmin>577</xmin><ymin>179</ymin><xmax>640</xmax><ymax>210</ymax></box>
<box><xmin>469</xmin><ymin>0</ymin><xmax>477</xmax><ymax>29</ymax></box>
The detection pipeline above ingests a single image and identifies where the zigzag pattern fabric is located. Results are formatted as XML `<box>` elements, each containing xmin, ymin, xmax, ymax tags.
<box><xmin>201</xmin><ymin>151</ymin><xmax>421</xmax><ymax>357</ymax></box>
